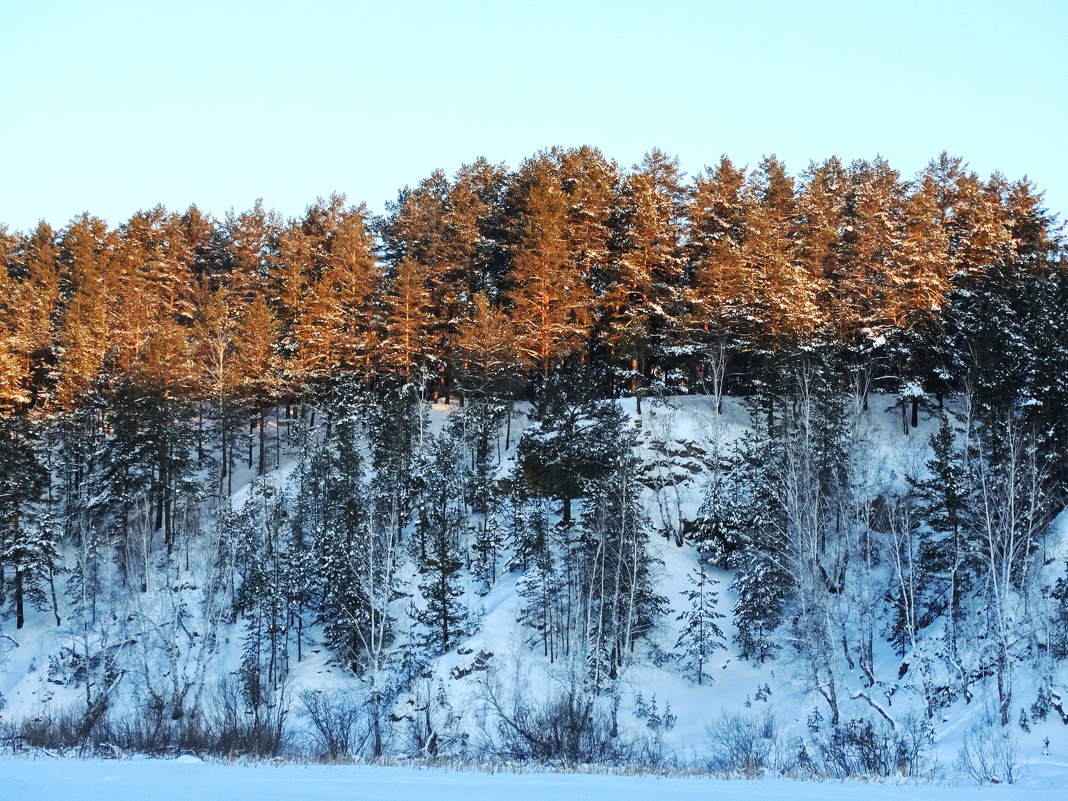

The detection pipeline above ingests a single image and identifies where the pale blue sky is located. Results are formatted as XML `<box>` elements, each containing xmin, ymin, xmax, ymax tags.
<box><xmin>1</xmin><ymin>0</ymin><xmax>1066</xmax><ymax>231</ymax></box>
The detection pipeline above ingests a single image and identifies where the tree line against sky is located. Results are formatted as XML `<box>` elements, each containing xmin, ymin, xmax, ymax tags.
<box><xmin>0</xmin><ymin>147</ymin><xmax>1060</xmax><ymax>420</ymax></box>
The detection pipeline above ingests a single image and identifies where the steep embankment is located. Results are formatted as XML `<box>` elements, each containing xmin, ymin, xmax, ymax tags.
<box><xmin>1</xmin><ymin>393</ymin><xmax>1065</xmax><ymax>783</ymax></box>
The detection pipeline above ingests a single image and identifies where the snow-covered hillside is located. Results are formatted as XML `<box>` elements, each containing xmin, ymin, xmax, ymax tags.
<box><xmin>1</xmin><ymin>391</ymin><xmax>1066</xmax><ymax>788</ymax></box>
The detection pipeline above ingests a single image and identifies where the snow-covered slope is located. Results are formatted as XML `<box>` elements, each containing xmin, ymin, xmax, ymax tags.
<box><xmin>1</xmin><ymin>393</ymin><xmax>1066</xmax><ymax>787</ymax></box>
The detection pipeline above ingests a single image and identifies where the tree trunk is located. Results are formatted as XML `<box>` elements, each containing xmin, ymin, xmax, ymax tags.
<box><xmin>258</xmin><ymin>404</ymin><xmax>267</xmax><ymax>476</ymax></box>
<box><xmin>49</xmin><ymin>566</ymin><xmax>61</xmax><ymax>626</ymax></box>
<box><xmin>505</xmin><ymin>400</ymin><xmax>513</xmax><ymax>451</ymax></box>
<box><xmin>220</xmin><ymin>420</ymin><xmax>228</xmax><ymax>490</ymax></box>
<box><xmin>372</xmin><ymin>694</ymin><xmax>383</xmax><ymax>758</ymax></box>
<box><xmin>227</xmin><ymin>427</ymin><xmax>234</xmax><ymax>497</ymax></box>
<box><xmin>14</xmin><ymin>571</ymin><xmax>25</xmax><ymax>629</ymax></box>
<box><xmin>633</xmin><ymin>358</ymin><xmax>642</xmax><ymax>416</ymax></box>
<box><xmin>997</xmin><ymin>645</ymin><xmax>1011</xmax><ymax>726</ymax></box>
<box><xmin>164</xmin><ymin>483</ymin><xmax>173</xmax><ymax>556</ymax></box>
<box><xmin>155</xmin><ymin>459</ymin><xmax>165</xmax><ymax>532</ymax></box>
<box><xmin>164</xmin><ymin>438</ymin><xmax>174</xmax><ymax>554</ymax></box>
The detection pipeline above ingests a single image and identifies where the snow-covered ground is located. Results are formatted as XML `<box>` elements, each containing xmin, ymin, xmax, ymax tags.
<box><xmin>3</xmin><ymin>757</ymin><xmax>1068</xmax><ymax>801</ymax></box>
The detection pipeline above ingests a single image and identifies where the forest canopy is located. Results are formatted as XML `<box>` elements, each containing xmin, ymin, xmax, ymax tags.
<box><xmin>0</xmin><ymin>148</ymin><xmax>1062</xmax><ymax>421</ymax></box>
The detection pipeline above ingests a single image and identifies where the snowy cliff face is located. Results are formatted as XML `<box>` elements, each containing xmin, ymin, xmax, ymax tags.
<box><xmin>1</xmin><ymin>392</ymin><xmax>1066</xmax><ymax>785</ymax></box>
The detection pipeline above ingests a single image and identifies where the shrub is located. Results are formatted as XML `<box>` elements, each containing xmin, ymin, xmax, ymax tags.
<box><xmin>299</xmin><ymin>690</ymin><xmax>363</xmax><ymax>759</ymax></box>
<box><xmin>705</xmin><ymin>710</ymin><xmax>780</xmax><ymax>777</ymax></box>
<box><xmin>956</xmin><ymin>722</ymin><xmax>1022</xmax><ymax>785</ymax></box>
<box><xmin>808</xmin><ymin>715</ymin><xmax>935</xmax><ymax>779</ymax></box>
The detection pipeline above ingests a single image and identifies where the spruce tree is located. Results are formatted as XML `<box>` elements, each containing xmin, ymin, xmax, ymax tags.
<box><xmin>579</xmin><ymin>434</ymin><xmax>665</xmax><ymax>688</ymax></box>
<box><xmin>727</xmin><ymin>423</ymin><xmax>789</xmax><ymax>663</ymax></box>
<box><xmin>416</xmin><ymin>510</ymin><xmax>467</xmax><ymax>655</ymax></box>
<box><xmin>674</xmin><ymin>555</ymin><xmax>726</xmax><ymax>685</ymax></box>
<box><xmin>0</xmin><ymin>413</ymin><xmax>54</xmax><ymax>629</ymax></box>
<box><xmin>415</xmin><ymin>432</ymin><xmax>467</xmax><ymax>654</ymax></box>
<box><xmin>908</xmin><ymin>414</ymin><xmax>972</xmax><ymax>650</ymax></box>
<box><xmin>517</xmin><ymin>372</ymin><xmax>625</xmax><ymax>526</ymax></box>
<box><xmin>515</xmin><ymin>497</ymin><xmax>562</xmax><ymax>660</ymax></box>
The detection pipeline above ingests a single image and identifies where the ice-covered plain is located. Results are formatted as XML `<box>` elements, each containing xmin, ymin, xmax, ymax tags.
<box><xmin>2</xmin><ymin>758</ymin><xmax>1068</xmax><ymax>801</ymax></box>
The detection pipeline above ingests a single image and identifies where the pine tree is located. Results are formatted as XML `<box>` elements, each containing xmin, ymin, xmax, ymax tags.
<box><xmin>53</xmin><ymin>214</ymin><xmax>117</xmax><ymax>410</ymax></box>
<box><xmin>326</xmin><ymin>201</ymin><xmax>380</xmax><ymax>374</ymax></box>
<box><xmin>601</xmin><ymin>151</ymin><xmax>686</xmax><ymax>408</ymax></box>
<box><xmin>232</xmin><ymin>293</ymin><xmax>281</xmax><ymax>476</ymax></box>
<box><xmin>117</xmin><ymin>347</ymin><xmax>197</xmax><ymax>555</ymax></box>
<box><xmin>745</xmin><ymin>156</ymin><xmax>822</xmax><ymax>352</ymax></box>
<box><xmin>382</xmin><ymin>259</ymin><xmax>432</xmax><ymax>383</ymax></box>
<box><xmin>796</xmin><ymin>158</ymin><xmax>847</xmax><ymax>338</ymax></box>
<box><xmin>282</xmin><ymin>195</ymin><xmax>380</xmax><ymax>384</ymax></box>
<box><xmin>455</xmin><ymin>293</ymin><xmax>518</xmax><ymax>400</ymax></box>
<box><xmin>0</xmin><ymin>259</ymin><xmax>32</xmax><ymax>411</ymax></box>
<box><xmin>899</xmin><ymin>172</ymin><xmax>951</xmax><ymax>327</ymax></box>
<box><xmin>225</xmin><ymin>200</ymin><xmax>274</xmax><ymax>303</ymax></box>
<box><xmin>886</xmin><ymin>172</ymin><xmax>952</xmax><ymax>430</ymax></box>
<box><xmin>681</xmin><ymin>156</ymin><xmax>751</xmax><ymax>389</ymax></box>
<box><xmin>833</xmin><ymin>158</ymin><xmax>908</xmax><ymax>344</ymax></box>
<box><xmin>379</xmin><ymin>171</ymin><xmax>466</xmax><ymax>397</ymax></box>
<box><xmin>8</xmin><ymin>222</ymin><xmax>62</xmax><ymax>406</ymax></box>
<box><xmin>449</xmin><ymin>157</ymin><xmax>511</xmax><ymax>299</ymax></box>
<box><xmin>194</xmin><ymin>287</ymin><xmax>241</xmax><ymax>493</ymax></box>
<box><xmin>505</xmin><ymin>157</ymin><xmax>593</xmax><ymax>380</ymax></box>
<box><xmin>557</xmin><ymin>146</ymin><xmax>619</xmax><ymax>292</ymax></box>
